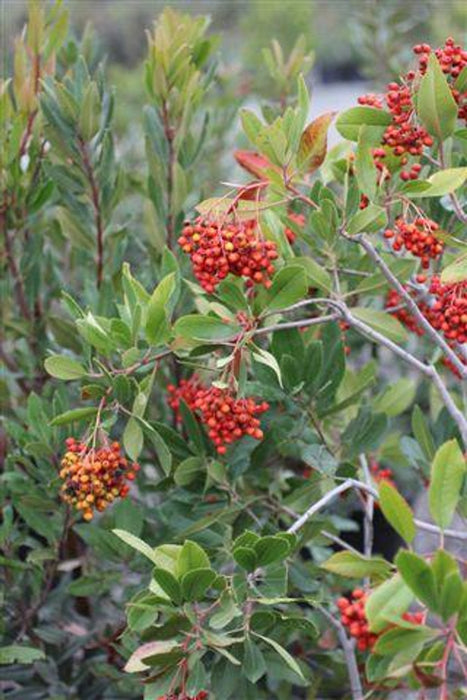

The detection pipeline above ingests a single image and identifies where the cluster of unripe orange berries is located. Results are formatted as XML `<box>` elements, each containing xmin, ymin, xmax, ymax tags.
<box><xmin>178</xmin><ymin>217</ymin><xmax>278</xmax><ymax>293</ymax></box>
<box><xmin>59</xmin><ymin>438</ymin><xmax>139</xmax><ymax>521</ymax></box>
<box><xmin>370</xmin><ymin>459</ymin><xmax>396</xmax><ymax>490</ymax></box>
<box><xmin>168</xmin><ymin>376</ymin><xmax>269</xmax><ymax>455</ymax></box>
<box><xmin>337</xmin><ymin>589</ymin><xmax>423</xmax><ymax>652</ymax></box>
<box><xmin>384</xmin><ymin>217</ymin><xmax>443</xmax><ymax>269</ymax></box>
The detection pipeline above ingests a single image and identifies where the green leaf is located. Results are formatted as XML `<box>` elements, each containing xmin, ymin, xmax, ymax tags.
<box><xmin>145</xmin><ymin>272</ymin><xmax>176</xmax><ymax>345</ymax></box>
<box><xmin>293</xmin><ymin>256</ymin><xmax>332</xmax><ymax>293</ymax></box>
<box><xmin>395</xmin><ymin>551</ymin><xmax>439</xmax><ymax>612</ymax></box>
<box><xmin>44</xmin><ymin>354</ymin><xmax>87</xmax><ymax>380</ymax></box>
<box><xmin>411</xmin><ymin>405</ymin><xmax>435</xmax><ymax>460</ymax></box>
<box><xmin>243</xmin><ymin>637</ymin><xmax>267</xmax><ymax>683</ymax></box>
<box><xmin>174</xmin><ymin>456</ymin><xmax>205</xmax><ymax>486</ymax></box>
<box><xmin>335</xmin><ymin>106</ymin><xmax>392</xmax><ymax>142</ymax></box>
<box><xmin>406</xmin><ymin>167</ymin><xmax>467</xmax><ymax>198</ymax></box>
<box><xmin>428</xmin><ymin>439</ymin><xmax>466</xmax><ymax>529</ymax></box>
<box><xmin>152</xmin><ymin>568</ymin><xmax>182</xmax><ymax>604</ymax></box>
<box><xmin>378</xmin><ymin>481</ymin><xmax>416</xmax><ymax>544</ymax></box>
<box><xmin>373</xmin><ymin>378</ymin><xmax>416</xmax><ymax>416</ymax></box>
<box><xmin>416</xmin><ymin>53</ymin><xmax>458</xmax><ymax>140</ymax></box>
<box><xmin>124</xmin><ymin>640</ymin><xmax>183</xmax><ymax>673</ymax></box>
<box><xmin>50</xmin><ymin>406</ymin><xmax>98</xmax><ymax>426</ymax></box>
<box><xmin>181</xmin><ymin>567</ymin><xmax>216</xmax><ymax>601</ymax></box>
<box><xmin>366</xmin><ymin>574</ymin><xmax>414</xmax><ymax>633</ymax></box>
<box><xmin>355</xmin><ymin>126</ymin><xmax>378</xmax><ymax>199</ymax></box>
<box><xmin>0</xmin><ymin>645</ymin><xmax>46</xmax><ymax>665</ymax></box>
<box><xmin>346</xmin><ymin>205</ymin><xmax>387</xmax><ymax>235</ymax></box>
<box><xmin>123</xmin><ymin>417</ymin><xmax>144</xmax><ymax>461</ymax></box>
<box><xmin>264</xmin><ymin>265</ymin><xmax>308</xmax><ymax>312</ymax></box>
<box><xmin>112</xmin><ymin>529</ymin><xmax>158</xmax><ymax>564</ymax></box>
<box><xmin>253</xmin><ymin>633</ymin><xmax>305</xmax><ymax>681</ymax></box>
<box><xmin>233</xmin><ymin>546</ymin><xmax>258</xmax><ymax>572</ymax></box>
<box><xmin>352</xmin><ymin>307</ymin><xmax>408</xmax><ymax>344</ymax></box>
<box><xmin>440</xmin><ymin>253</ymin><xmax>467</xmax><ymax>284</ymax></box>
<box><xmin>321</xmin><ymin>551</ymin><xmax>391</xmax><ymax>580</ymax></box>
<box><xmin>253</xmin><ymin>536</ymin><xmax>290</xmax><ymax>567</ymax></box>
<box><xmin>439</xmin><ymin>570</ymin><xmax>463</xmax><ymax>622</ymax></box>
<box><xmin>174</xmin><ymin>315</ymin><xmax>240</xmax><ymax>343</ymax></box>
<box><xmin>374</xmin><ymin>627</ymin><xmax>435</xmax><ymax>656</ymax></box>
<box><xmin>177</xmin><ymin>540</ymin><xmax>210</xmax><ymax>577</ymax></box>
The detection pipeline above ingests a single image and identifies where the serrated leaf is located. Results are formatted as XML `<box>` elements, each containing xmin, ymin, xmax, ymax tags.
<box><xmin>321</xmin><ymin>551</ymin><xmax>391</xmax><ymax>580</ymax></box>
<box><xmin>44</xmin><ymin>355</ymin><xmax>87</xmax><ymax>380</ymax></box>
<box><xmin>395</xmin><ymin>551</ymin><xmax>439</xmax><ymax>612</ymax></box>
<box><xmin>346</xmin><ymin>204</ymin><xmax>387</xmax><ymax>235</ymax></box>
<box><xmin>298</xmin><ymin>112</ymin><xmax>335</xmax><ymax>173</ymax></box>
<box><xmin>335</xmin><ymin>106</ymin><xmax>391</xmax><ymax>142</ymax></box>
<box><xmin>428</xmin><ymin>439</ymin><xmax>466</xmax><ymax>529</ymax></box>
<box><xmin>253</xmin><ymin>633</ymin><xmax>305</xmax><ymax>681</ymax></box>
<box><xmin>181</xmin><ymin>567</ymin><xmax>216</xmax><ymax>601</ymax></box>
<box><xmin>177</xmin><ymin>540</ymin><xmax>210</xmax><ymax>577</ymax></box>
<box><xmin>50</xmin><ymin>406</ymin><xmax>98</xmax><ymax>426</ymax></box>
<box><xmin>174</xmin><ymin>315</ymin><xmax>240</xmax><ymax>343</ymax></box>
<box><xmin>379</xmin><ymin>481</ymin><xmax>416</xmax><ymax>544</ymax></box>
<box><xmin>366</xmin><ymin>574</ymin><xmax>414</xmax><ymax>633</ymax></box>
<box><xmin>416</xmin><ymin>53</ymin><xmax>458</xmax><ymax>140</ymax></box>
<box><xmin>264</xmin><ymin>265</ymin><xmax>307</xmax><ymax>312</ymax></box>
<box><xmin>352</xmin><ymin>307</ymin><xmax>408</xmax><ymax>344</ymax></box>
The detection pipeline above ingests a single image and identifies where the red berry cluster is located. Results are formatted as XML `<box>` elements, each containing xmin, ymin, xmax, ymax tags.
<box><xmin>385</xmin><ymin>289</ymin><xmax>426</xmax><ymax>336</ymax></box>
<box><xmin>384</xmin><ymin>217</ymin><xmax>443</xmax><ymax>268</ymax></box>
<box><xmin>357</xmin><ymin>94</ymin><xmax>383</xmax><ymax>109</ymax></box>
<box><xmin>192</xmin><ymin>386</ymin><xmax>269</xmax><ymax>455</ymax></box>
<box><xmin>337</xmin><ymin>589</ymin><xmax>378</xmax><ymax>651</ymax></box>
<box><xmin>382</xmin><ymin>82</ymin><xmax>433</xmax><ymax>158</ymax></box>
<box><xmin>59</xmin><ymin>438</ymin><xmax>139</xmax><ymax>521</ymax></box>
<box><xmin>337</xmin><ymin>589</ymin><xmax>423</xmax><ymax>652</ymax></box>
<box><xmin>427</xmin><ymin>277</ymin><xmax>467</xmax><ymax>344</ymax></box>
<box><xmin>178</xmin><ymin>217</ymin><xmax>278</xmax><ymax>293</ymax></box>
<box><xmin>167</xmin><ymin>378</ymin><xmax>269</xmax><ymax>455</ymax></box>
<box><xmin>167</xmin><ymin>375</ymin><xmax>204</xmax><ymax>424</ymax></box>
<box><xmin>370</xmin><ymin>459</ymin><xmax>396</xmax><ymax>490</ymax></box>
<box><xmin>415</xmin><ymin>38</ymin><xmax>467</xmax><ymax>122</ymax></box>
<box><xmin>285</xmin><ymin>212</ymin><xmax>306</xmax><ymax>244</ymax></box>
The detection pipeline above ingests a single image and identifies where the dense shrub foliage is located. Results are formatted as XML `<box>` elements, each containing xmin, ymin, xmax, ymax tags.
<box><xmin>1</xmin><ymin>3</ymin><xmax>467</xmax><ymax>699</ymax></box>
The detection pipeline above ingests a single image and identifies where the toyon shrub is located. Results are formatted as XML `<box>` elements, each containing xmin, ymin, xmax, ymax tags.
<box><xmin>1</xmin><ymin>3</ymin><xmax>466</xmax><ymax>699</ymax></box>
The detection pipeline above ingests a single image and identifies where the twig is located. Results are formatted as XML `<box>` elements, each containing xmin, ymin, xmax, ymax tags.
<box><xmin>349</xmin><ymin>233</ymin><xmax>467</xmax><ymax>379</ymax></box>
<box><xmin>359</xmin><ymin>454</ymin><xmax>374</xmax><ymax>579</ymax></box>
<box><xmin>287</xmin><ymin>476</ymin><xmax>467</xmax><ymax>541</ymax></box>
<box><xmin>254</xmin><ymin>313</ymin><xmax>338</xmax><ymax>337</ymax></box>
<box><xmin>318</xmin><ymin>606</ymin><xmax>364</xmax><ymax>700</ymax></box>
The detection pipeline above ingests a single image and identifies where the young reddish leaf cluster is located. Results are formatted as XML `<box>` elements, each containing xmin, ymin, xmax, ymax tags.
<box><xmin>337</xmin><ymin>589</ymin><xmax>423</xmax><ymax>652</ymax></box>
<box><xmin>178</xmin><ymin>217</ymin><xmax>278</xmax><ymax>293</ymax></box>
<box><xmin>428</xmin><ymin>277</ymin><xmax>467</xmax><ymax>343</ymax></box>
<box><xmin>384</xmin><ymin>217</ymin><xmax>443</xmax><ymax>268</ymax></box>
<box><xmin>59</xmin><ymin>438</ymin><xmax>139</xmax><ymax>520</ymax></box>
<box><xmin>168</xmin><ymin>377</ymin><xmax>269</xmax><ymax>454</ymax></box>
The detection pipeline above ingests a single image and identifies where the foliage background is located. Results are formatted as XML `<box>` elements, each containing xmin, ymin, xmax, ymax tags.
<box><xmin>1</xmin><ymin>1</ymin><xmax>466</xmax><ymax>699</ymax></box>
